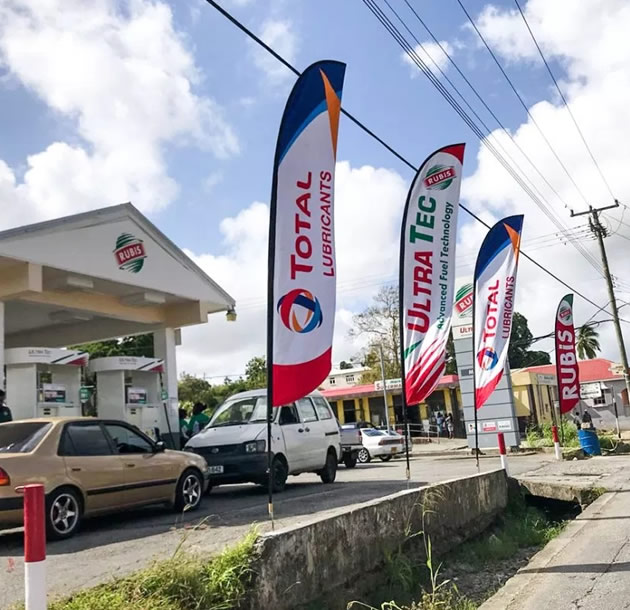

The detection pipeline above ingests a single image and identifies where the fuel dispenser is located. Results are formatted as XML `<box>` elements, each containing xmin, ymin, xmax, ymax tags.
<box><xmin>5</xmin><ymin>347</ymin><xmax>89</xmax><ymax>419</ymax></box>
<box><xmin>88</xmin><ymin>356</ymin><xmax>172</xmax><ymax>442</ymax></box>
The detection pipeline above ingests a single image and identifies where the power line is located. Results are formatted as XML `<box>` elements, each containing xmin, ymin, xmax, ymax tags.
<box><xmin>203</xmin><ymin>0</ymin><xmax>617</xmax><ymax>319</ymax></box>
<box><xmin>363</xmin><ymin>0</ymin><xmax>604</xmax><ymax>277</ymax></box>
<box><xmin>512</xmin><ymin>0</ymin><xmax>617</xmax><ymax>202</ymax></box>
<box><xmin>456</xmin><ymin>0</ymin><xmax>591</xmax><ymax>209</ymax></box>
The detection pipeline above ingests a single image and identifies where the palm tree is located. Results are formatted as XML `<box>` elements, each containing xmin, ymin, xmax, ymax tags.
<box><xmin>576</xmin><ymin>324</ymin><xmax>601</xmax><ymax>360</ymax></box>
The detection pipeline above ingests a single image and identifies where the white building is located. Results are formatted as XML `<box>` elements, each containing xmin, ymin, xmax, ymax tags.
<box><xmin>319</xmin><ymin>365</ymin><xmax>370</xmax><ymax>390</ymax></box>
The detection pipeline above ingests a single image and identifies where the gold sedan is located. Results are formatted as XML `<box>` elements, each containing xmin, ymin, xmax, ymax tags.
<box><xmin>0</xmin><ymin>418</ymin><xmax>209</xmax><ymax>539</ymax></box>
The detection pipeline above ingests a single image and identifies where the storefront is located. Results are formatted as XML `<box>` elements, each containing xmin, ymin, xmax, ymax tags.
<box><xmin>0</xmin><ymin>203</ymin><xmax>235</xmax><ymax>446</ymax></box>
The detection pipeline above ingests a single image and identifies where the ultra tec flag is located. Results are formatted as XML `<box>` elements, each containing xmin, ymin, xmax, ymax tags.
<box><xmin>268</xmin><ymin>60</ymin><xmax>346</xmax><ymax>406</ymax></box>
<box><xmin>555</xmin><ymin>294</ymin><xmax>580</xmax><ymax>414</ymax></box>
<box><xmin>473</xmin><ymin>215</ymin><xmax>524</xmax><ymax>409</ymax></box>
<box><xmin>400</xmin><ymin>144</ymin><xmax>465</xmax><ymax>405</ymax></box>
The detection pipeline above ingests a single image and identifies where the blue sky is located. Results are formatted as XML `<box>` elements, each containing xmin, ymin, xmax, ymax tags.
<box><xmin>1</xmin><ymin>0</ymin><xmax>628</xmax><ymax>377</ymax></box>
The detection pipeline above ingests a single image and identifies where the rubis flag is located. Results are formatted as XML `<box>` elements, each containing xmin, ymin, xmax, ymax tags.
<box><xmin>473</xmin><ymin>215</ymin><xmax>524</xmax><ymax>409</ymax></box>
<box><xmin>400</xmin><ymin>144</ymin><xmax>465</xmax><ymax>405</ymax></box>
<box><xmin>555</xmin><ymin>294</ymin><xmax>580</xmax><ymax>414</ymax></box>
<box><xmin>268</xmin><ymin>60</ymin><xmax>346</xmax><ymax>406</ymax></box>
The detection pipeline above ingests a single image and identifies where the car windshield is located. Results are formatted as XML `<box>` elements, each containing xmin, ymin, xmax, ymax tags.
<box><xmin>0</xmin><ymin>422</ymin><xmax>52</xmax><ymax>453</ymax></box>
<box><xmin>362</xmin><ymin>429</ymin><xmax>385</xmax><ymax>437</ymax></box>
<box><xmin>209</xmin><ymin>397</ymin><xmax>272</xmax><ymax>427</ymax></box>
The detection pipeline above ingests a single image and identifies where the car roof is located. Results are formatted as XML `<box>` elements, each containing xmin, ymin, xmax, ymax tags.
<box><xmin>0</xmin><ymin>417</ymin><xmax>133</xmax><ymax>425</ymax></box>
<box><xmin>222</xmin><ymin>389</ymin><xmax>324</xmax><ymax>401</ymax></box>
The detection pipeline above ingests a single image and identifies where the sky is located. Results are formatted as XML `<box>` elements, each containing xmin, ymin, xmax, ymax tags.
<box><xmin>1</xmin><ymin>0</ymin><xmax>629</xmax><ymax>381</ymax></box>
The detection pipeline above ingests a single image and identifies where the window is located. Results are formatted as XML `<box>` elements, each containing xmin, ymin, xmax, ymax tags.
<box><xmin>60</xmin><ymin>423</ymin><xmax>112</xmax><ymax>456</ymax></box>
<box><xmin>312</xmin><ymin>397</ymin><xmax>333</xmax><ymax>420</ymax></box>
<box><xmin>279</xmin><ymin>405</ymin><xmax>300</xmax><ymax>425</ymax></box>
<box><xmin>105</xmin><ymin>424</ymin><xmax>153</xmax><ymax>454</ymax></box>
<box><xmin>0</xmin><ymin>422</ymin><xmax>52</xmax><ymax>453</ymax></box>
<box><xmin>345</xmin><ymin>374</ymin><xmax>355</xmax><ymax>384</ymax></box>
<box><xmin>211</xmin><ymin>398</ymin><xmax>267</xmax><ymax>426</ymax></box>
<box><xmin>296</xmin><ymin>398</ymin><xmax>318</xmax><ymax>423</ymax></box>
<box><xmin>329</xmin><ymin>377</ymin><xmax>336</xmax><ymax>385</ymax></box>
<box><xmin>594</xmin><ymin>396</ymin><xmax>607</xmax><ymax>406</ymax></box>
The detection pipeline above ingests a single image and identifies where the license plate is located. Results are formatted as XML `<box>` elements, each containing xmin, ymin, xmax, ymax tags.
<box><xmin>208</xmin><ymin>465</ymin><xmax>224</xmax><ymax>474</ymax></box>
<box><xmin>391</xmin><ymin>447</ymin><xmax>397</xmax><ymax>454</ymax></box>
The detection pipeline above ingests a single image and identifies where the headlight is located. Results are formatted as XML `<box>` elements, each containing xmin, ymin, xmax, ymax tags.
<box><xmin>244</xmin><ymin>440</ymin><xmax>266</xmax><ymax>453</ymax></box>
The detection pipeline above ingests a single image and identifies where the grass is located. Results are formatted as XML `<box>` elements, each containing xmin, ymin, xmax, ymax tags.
<box><xmin>525</xmin><ymin>421</ymin><xmax>580</xmax><ymax>448</ymax></box>
<box><xmin>16</xmin><ymin>530</ymin><xmax>259</xmax><ymax>610</ymax></box>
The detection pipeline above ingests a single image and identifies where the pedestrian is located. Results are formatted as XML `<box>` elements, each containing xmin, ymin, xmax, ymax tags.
<box><xmin>0</xmin><ymin>390</ymin><xmax>12</xmax><ymax>423</ymax></box>
<box><xmin>572</xmin><ymin>409</ymin><xmax>581</xmax><ymax>430</ymax></box>
<box><xmin>189</xmin><ymin>402</ymin><xmax>211</xmax><ymax>436</ymax></box>
<box><xmin>445</xmin><ymin>413</ymin><xmax>454</xmax><ymax>439</ymax></box>
<box><xmin>582</xmin><ymin>409</ymin><xmax>593</xmax><ymax>430</ymax></box>
<box><xmin>435</xmin><ymin>411</ymin><xmax>444</xmax><ymax>437</ymax></box>
<box><xmin>179</xmin><ymin>408</ymin><xmax>190</xmax><ymax>446</ymax></box>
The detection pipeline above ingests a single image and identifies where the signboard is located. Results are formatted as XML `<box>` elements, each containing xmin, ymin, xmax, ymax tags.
<box><xmin>79</xmin><ymin>387</ymin><xmax>91</xmax><ymax>402</ymax></box>
<box><xmin>497</xmin><ymin>419</ymin><xmax>512</xmax><ymax>431</ymax></box>
<box><xmin>42</xmin><ymin>384</ymin><xmax>66</xmax><ymax>403</ymax></box>
<box><xmin>554</xmin><ymin>294</ymin><xmax>580</xmax><ymax>414</ymax></box>
<box><xmin>454</xmin><ymin>324</ymin><xmax>473</xmax><ymax>339</ymax></box>
<box><xmin>580</xmin><ymin>382</ymin><xmax>602</xmax><ymax>399</ymax></box>
<box><xmin>161</xmin><ymin>389</ymin><xmax>168</xmax><ymax>401</ymax></box>
<box><xmin>127</xmin><ymin>387</ymin><xmax>148</xmax><ymax>405</ymax></box>
<box><xmin>6</xmin><ymin>348</ymin><xmax>88</xmax><ymax>367</ymax></box>
<box><xmin>482</xmin><ymin>421</ymin><xmax>497</xmax><ymax>432</ymax></box>
<box><xmin>374</xmin><ymin>378</ymin><xmax>403</xmax><ymax>391</ymax></box>
<box><xmin>536</xmin><ymin>374</ymin><xmax>556</xmax><ymax>386</ymax></box>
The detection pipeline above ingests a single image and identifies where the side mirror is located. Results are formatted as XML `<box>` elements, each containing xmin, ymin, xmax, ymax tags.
<box><xmin>154</xmin><ymin>441</ymin><xmax>166</xmax><ymax>453</ymax></box>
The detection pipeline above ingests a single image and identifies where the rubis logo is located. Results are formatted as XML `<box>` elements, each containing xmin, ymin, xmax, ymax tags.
<box><xmin>423</xmin><ymin>164</ymin><xmax>456</xmax><ymax>190</ymax></box>
<box><xmin>114</xmin><ymin>233</ymin><xmax>147</xmax><ymax>273</ymax></box>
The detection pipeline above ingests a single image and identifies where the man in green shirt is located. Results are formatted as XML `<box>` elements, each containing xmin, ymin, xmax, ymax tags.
<box><xmin>0</xmin><ymin>390</ymin><xmax>12</xmax><ymax>423</ymax></box>
<box><xmin>189</xmin><ymin>402</ymin><xmax>210</xmax><ymax>436</ymax></box>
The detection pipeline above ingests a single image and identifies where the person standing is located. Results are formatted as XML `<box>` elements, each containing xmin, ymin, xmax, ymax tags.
<box><xmin>445</xmin><ymin>413</ymin><xmax>454</xmax><ymax>439</ymax></box>
<box><xmin>572</xmin><ymin>409</ymin><xmax>582</xmax><ymax>430</ymax></box>
<box><xmin>435</xmin><ymin>411</ymin><xmax>444</xmax><ymax>437</ymax></box>
<box><xmin>189</xmin><ymin>402</ymin><xmax>211</xmax><ymax>436</ymax></box>
<box><xmin>0</xmin><ymin>390</ymin><xmax>12</xmax><ymax>423</ymax></box>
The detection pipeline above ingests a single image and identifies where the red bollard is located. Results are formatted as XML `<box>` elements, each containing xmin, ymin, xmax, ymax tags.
<box><xmin>497</xmin><ymin>432</ymin><xmax>510</xmax><ymax>476</ymax></box>
<box><xmin>551</xmin><ymin>425</ymin><xmax>562</xmax><ymax>461</ymax></box>
<box><xmin>21</xmin><ymin>484</ymin><xmax>46</xmax><ymax>610</ymax></box>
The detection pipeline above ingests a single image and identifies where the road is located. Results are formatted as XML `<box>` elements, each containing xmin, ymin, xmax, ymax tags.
<box><xmin>0</xmin><ymin>452</ymin><xmax>553</xmax><ymax>608</ymax></box>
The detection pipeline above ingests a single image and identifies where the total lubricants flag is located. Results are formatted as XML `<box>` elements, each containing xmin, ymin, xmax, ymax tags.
<box><xmin>400</xmin><ymin>144</ymin><xmax>465</xmax><ymax>405</ymax></box>
<box><xmin>555</xmin><ymin>294</ymin><xmax>580</xmax><ymax>414</ymax></box>
<box><xmin>473</xmin><ymin>215</ymin><xmax>524</xmax><ymax>409</ymax></box>
<box><xmin>268</xmin><ymin>60</ymin><xmax>346</xmax><ymax>406</ymax></box>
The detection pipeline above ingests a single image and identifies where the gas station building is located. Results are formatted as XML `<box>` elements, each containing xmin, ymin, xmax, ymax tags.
<box><xmin>0</xmin><ymin>203</ymin><xmax>235</xmax><ymax>446</ymax></box>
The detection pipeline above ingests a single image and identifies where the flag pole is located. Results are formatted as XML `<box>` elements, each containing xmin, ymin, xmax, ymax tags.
<box><xmin>472</xmin><ymin>275</ymin><xmax>480</xmax><ymax>472</ymax></box>
<box><xmin>399</xmin><ymin>241</ymin><xmax>411</xmax><ymax>485</ymax></box>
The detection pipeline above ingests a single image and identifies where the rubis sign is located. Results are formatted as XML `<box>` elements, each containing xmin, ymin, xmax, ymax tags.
<box><xmin>554</xmin><ymin>294</ymin><xmax>580</xmax><ymax>414</ymax></box>
<box><xmin>114</xmin><ymin>233</ymin><xmax>147</xmax><ymax>273</ymax></box>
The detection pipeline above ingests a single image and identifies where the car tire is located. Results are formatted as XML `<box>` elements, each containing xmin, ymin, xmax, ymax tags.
<box><xmin>174</xmin><ymin>469</ymin><xmax>204</xmax><ymax>512</ymax></box>
<box><xmin>357</xmin><ymin>448</ymin><xmax>371</xmax><ymax>463</ymax></box>
<box><xmin>46</xmin><ymin>487</ymin><xmax>82</xmax><ymax>541</ymax></box>
<box><xmin>320</xmin><ymin>450</ymin><xmax>338</xmax><ymax>484</ymax></box>
<box><xmin>343</xmin><ymin>453</ymin><xmax>358</xmax><ymax>469</ymax></box>
<box><xmin>379</xmin><ymin>455</ymin><xmax>393</xmax><ymax>462</ymax></box>
<box><xmin>267</xmin><ymin>456</ymin><xmax>288</xmax><ymax>493</ymax></box>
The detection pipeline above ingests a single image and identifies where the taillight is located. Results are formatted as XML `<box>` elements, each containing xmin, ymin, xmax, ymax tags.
<box><xmin>378</xmin><ymin>439</ymin><xmax>385</xmax><ymax>446</ymax></box>
<box><xmin>0</xmin><ymin>467</ymin><xmax>10</xmax><ymax>486</ymax></box>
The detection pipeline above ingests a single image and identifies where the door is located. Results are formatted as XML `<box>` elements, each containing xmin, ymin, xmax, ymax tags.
<box><xmin>295</xmin><ymin>398</ymin><xmax>324</xmax><ymax>469</ymax></box>
<box><xmin>278</xmin><ymin>404</ymin><xmax>304</xmax><ymax>472</ymax></box>
<box><xmin>312</xmin><ymin>396</ymin><xmax>341</xmax><ymax>459</ymax></box>
<box><xmin>60</xmin><ymin>421</ymin><xmax>127</xmax><ymax>513</ymax></box>
<box><xmin>103</xmin><ymin>423</ymin><xmax>179</xmax><ymax>505</ymax></box>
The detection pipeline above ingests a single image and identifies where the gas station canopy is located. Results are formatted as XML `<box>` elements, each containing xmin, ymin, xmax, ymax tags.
<box><xmin>0</xmin><ymin>203</ymin><xmax>235</xmax><ymax>348</ymax></box>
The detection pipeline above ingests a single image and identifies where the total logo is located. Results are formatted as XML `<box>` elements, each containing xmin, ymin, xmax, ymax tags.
<box><xmin>477</xmin><ymin>347</ymin><xmax>499</xmax><ymax>371</ymax></box>
<box><xmin>114</xmin><ymin>233</ymin><xmax>147</xmax><ymax>273</ymax></box>
<box><xmin>277</xmin><ymin>288</ymin><xmax>323</xmax><ymax>333</ymax></box>
<box><xmin>423</xmin><ymin>164</ymin><xmax>456</xmax><ymax>190</ymax></box>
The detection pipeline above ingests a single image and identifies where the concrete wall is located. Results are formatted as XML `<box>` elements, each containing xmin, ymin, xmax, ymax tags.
<box><xmin>249</xmin><ymin>470</ymin><xmax>508</xmax><ymax>609</ymax></box>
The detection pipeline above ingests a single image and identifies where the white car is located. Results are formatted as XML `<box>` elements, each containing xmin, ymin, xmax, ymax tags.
<box><xmin>357</xmin><ymin>428</ymin><xmax>405</xmax><ymax>463</ymax></box>
<box><xmin>185</xmin><ymin>390</ymin><xmax>341</xmax><ymax>492</ymax></box>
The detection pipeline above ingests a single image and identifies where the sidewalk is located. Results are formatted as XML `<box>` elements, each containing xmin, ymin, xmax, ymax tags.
<box><xmin>481</xmin><ymin>456</ymin><xmax>630</xmax><ymax>610</ymax></box>
<box><xmin>411</xmin><ymin>437</ymin><xmax>468</xmax><ymax>455</ymax></box>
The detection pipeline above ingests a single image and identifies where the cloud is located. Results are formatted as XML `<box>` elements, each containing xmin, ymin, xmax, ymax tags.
<box><xmin>402</xmin><ymin>41</ymin><xmax>453</xmax><ymax>77</ymax></box>
<box><xmin>251</xmin><ymin>19</ymin><xmax>297</xmax><ymax>83</ymax></box>
<box><xmin>0</xmin><ymin>0</ymin><xmax>238</xmax><ymax>226</ymax></box>
<box><xmin>178</xmin><ymin>161</ymin><xmax>408</xmax><ymax>378</ymax></box>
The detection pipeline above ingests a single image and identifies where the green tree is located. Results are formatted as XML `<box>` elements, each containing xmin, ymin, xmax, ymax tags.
<box><xmin>339</xmin><ymin>360</ymin><xmax>353</xmax><ymax>370</ymax></box>
<box><xmin>576</xmin><ymin>323</ymin><xmax>601</xmax><ymax>360</ymax></box>
<box><xmin>507</xmin><ymin>313</ymin><xmax>551</xmax><ymax>368</ymax></box>
<box><xmin>244</xmin><ymin>356</ymin><xmax>267</xmax><ymax>389</ymax></box>
<box><xmin>72</xmin><ymin>334</ymin><xmax>154</xmax><ymax>358</ymax></box>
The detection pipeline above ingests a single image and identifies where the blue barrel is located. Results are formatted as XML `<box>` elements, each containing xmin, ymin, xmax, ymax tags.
<box><xmin>578</xmin><ymin>429</ymin><xmax>601</xmax><ymax>456</ymax></box>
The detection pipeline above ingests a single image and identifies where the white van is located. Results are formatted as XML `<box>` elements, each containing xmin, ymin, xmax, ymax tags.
<box><xmin>184</xmin><ymin>389</ymin><xmax>341</xmax><ymax>492</ymax></box>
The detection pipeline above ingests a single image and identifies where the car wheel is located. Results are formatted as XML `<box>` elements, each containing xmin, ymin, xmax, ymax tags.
<box><xmin>343</xmin><ymin>453</ymin><xmax>358</xmax><ymax>469</ymax></box>
<box><xmin>269</xmin><ymin>456</ymin><xmax>288</xmax><ymax>493</ymax></box>
<box><xmin>174</xmin><ymin>469</ymin><xmax>203</xmax><ymax>512</ymax></box>
<box><xmin>357</xmin><ymin>448</ymin><xmax>371</xmax><ymax>463</ymax></box>
<box><xmin>320</xmin><ymin>450</ymin><xmax>338</xmax><ymax>484</ymax></box>
<box><xmin>379</xmin><ymin>455</ymin><xmax>393</xmax><ymax>462</ymax></box>
<box><xmin>46</xmin><ymin>488</ymin><xmax>82</xmax><ymax>541</ymax></box>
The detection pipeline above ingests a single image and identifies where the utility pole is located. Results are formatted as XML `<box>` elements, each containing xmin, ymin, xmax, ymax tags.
<box><xmin>378</xmin><ymin>343</ymin><xmax>391</xmax><ymax>432</ymax></box>
<box><xmin>571</xmin><ymin>201</ymin><xmax>630</xmax><ymax>408</ymax></box>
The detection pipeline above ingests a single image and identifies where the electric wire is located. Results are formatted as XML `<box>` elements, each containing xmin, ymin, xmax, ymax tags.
<box><xmin>513</xmin><ymin>0</ymin><xmax>617</xmax><ymax>202</ymax></box>
<box><xmin>203</xmin><ymin>0</ymin><xmax>618</xmax><ymax>320</ymax></box>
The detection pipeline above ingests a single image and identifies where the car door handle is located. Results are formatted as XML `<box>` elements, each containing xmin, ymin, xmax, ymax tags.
<box><xmin>125</xmin><ymin>463</ymin><xmax>136</xmax><ymax>468</ymax></box>
<box><xmin>298</xmin><ymin>428</ymin><xmax>304</xmax><ymax>433</ymax></box>
<box><xmin>71</xmin><ymin>467</ymin><xmax>81</xmax><ymax>472</ymax></box>
<box><xmin>304</xmin><ymin>427</ymin><xmax>310</xmax><ymax>432</ymax></box>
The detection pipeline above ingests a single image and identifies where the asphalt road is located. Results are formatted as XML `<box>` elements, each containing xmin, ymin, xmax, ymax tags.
<box><xmin>0</xmin><ymin>452</ymin><xmax>554</xmax><ymax>609</ymax></box>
